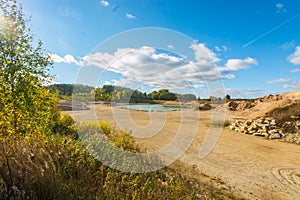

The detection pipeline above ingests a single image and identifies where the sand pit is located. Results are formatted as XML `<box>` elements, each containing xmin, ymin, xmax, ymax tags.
<box><xmin>65</xmin><ymin>100</ymin><xmax>300</xmax><ymax>199</ymax></box>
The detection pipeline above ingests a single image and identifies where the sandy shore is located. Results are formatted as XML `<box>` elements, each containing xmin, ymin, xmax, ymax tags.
<box><xmin>65</xmin><ymin>103</ymin><xmax>300</xmax><ymax>199</ymax></box>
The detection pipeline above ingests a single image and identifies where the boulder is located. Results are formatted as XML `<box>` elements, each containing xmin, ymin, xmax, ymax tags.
<box><xmin>269</xmin><ymin>133</ymin><xmax>282</xmax><ymax>139</ymax></box>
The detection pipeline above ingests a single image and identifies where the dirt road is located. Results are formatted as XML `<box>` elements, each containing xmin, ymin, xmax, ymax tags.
<box><xmin>66</xmin><ymin>104</ymin><xmax>300</xmax><ymax>199</ymax></box>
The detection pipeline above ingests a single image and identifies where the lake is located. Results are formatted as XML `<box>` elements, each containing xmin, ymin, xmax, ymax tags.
<box><xmin>116</xmin><ymin>104</ymin><xmax>190</xmax><ymax>112</ymax></box>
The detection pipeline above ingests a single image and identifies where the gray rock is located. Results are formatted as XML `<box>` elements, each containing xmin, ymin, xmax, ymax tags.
<box><xmin>269</xmin><ymin>133</ymin><xmax>281</xmax><ymax>139</ymax></box>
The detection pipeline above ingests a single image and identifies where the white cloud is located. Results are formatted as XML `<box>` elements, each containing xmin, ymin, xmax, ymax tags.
<box><xmin>215</xmin><ymin>45</ymin><xmax>228</xmax><ymax>52</ymax></box>
<box><xmin>100</xmin><ymin>0</ymin><xmax>110</xmax><ymax>7</ymax></box>
<box><xmin>193</xmin><ymin>84</ymin><xmax>205</xmax><ymax>89</ymax></box>
<box><xmin>276</xmin><ymin>3</ymin><xmax>286</xmax><ymax>13</ymax></box>
<box><xmin>290</xmin><ymin>68</ymin><xmax>300</xmax><ymax>73</ymax></box>
<box><xmin>104</xmin><ymin>81</ymin><xmax>112</xmax><ymax>85</ymax></box>
<box><xmin>288</xmin><ymin>46</ymin><xmax>300</xmax><ymax>65</ymax></box>
<box><xmin>283</xmin><ymin>80</ymin><xmax>300</xmax><ymax>89</ymax></box>
<box><xmin>222</xmin><ymin>74</ymin><xmax>236</xmax><ymax>79</ymax></box>
<box><xmin>281</xmin><ymin>41</ymin><xmax>295</xmax><ymax>50</ymax></box>
<box><xmin>218</xmin><ymin>57</ymin><xmax>258</xmax><ymax>72</ymax></box>
<box><xmin>190</xmin><ymin>43</ymin><xmax>220</xmax><ymax>68</ymax></box>
<box><xmin>215</xmin><ymin>46</ymin><xmax>221</xmax><ymax>52</ymax></box>
<box><xmin>276</xmin><ymin>3</ymin><xmax>284</xmax><ymax>9</ymax></box>
<box><xmin>126</xmin><ymin>13</ymin><xmax>136</xmax><ymax>19</ymax></box>
<box><xmin>201</xmin><ymin>88</ymin><xmax>266</xmax><ymax>99</ymax></box>
<box><xmin>225</xmin><ymin>88</ymin><xmax>266</xmax><ymax>98</ymax></box>
<box><xmin>167</xmin><ymin>45</ymin><xmax>174</xmax><ymax>50</ymax></box>
<box><xmin>80</xmin><ymin>43</ymin><xmax>257</xmax><ymax>89</ymax></box>
<box><xmin>266</xmin><ymin>78</ymin><xmax>291</xmax><ymax>84</ymax></box>
<box><xmin>49</xmin><ymin>54</ymin><xmax>80</xmax><ymax>65</ymax></box>
<box><xmin>222</xmin><ymin>45</ymin><xmax>228</xmax><ymax>52</ymax></box>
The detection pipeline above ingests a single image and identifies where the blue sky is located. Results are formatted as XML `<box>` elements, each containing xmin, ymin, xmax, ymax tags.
<box><xmin>19</xmin><ymin>0</ymin><xmax>300</xmax><ymax>98</ymax></box>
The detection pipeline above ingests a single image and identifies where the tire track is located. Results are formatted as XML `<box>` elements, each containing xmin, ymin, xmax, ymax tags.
<box><xmin>271</xmin><ymin>167</ymin><xmax>300</xmax><ymax>192</ymax></box>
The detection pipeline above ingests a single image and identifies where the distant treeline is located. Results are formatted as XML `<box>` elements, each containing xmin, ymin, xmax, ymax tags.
<box><xmin>48</xmin><ymin>84</ymin><xmax>197</xmax><ymax>102</ymax></box>
<box><xmin>47</xmin><ymin>84</ymin><xmax>94</xmax><ymax>95</ymax></box>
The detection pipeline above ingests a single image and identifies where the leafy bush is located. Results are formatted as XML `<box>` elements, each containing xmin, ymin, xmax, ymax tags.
<box><xmin>52</xmin><ymin>114</ymin><xmax>77</xmax><ymax>138</ymax></box>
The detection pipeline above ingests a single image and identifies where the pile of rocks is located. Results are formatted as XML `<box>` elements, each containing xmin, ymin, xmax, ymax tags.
<box><xmin>229</xmin><ymin>117</ymin><xmax>300</xmax><ymax>144</ymax></box>
<box><xmin>229</xmin><ymin>117</ymin><xmax>283</xmax><ymax>139</ymax></box>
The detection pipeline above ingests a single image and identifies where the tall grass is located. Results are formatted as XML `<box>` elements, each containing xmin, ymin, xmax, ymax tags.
<box><xmin>0</xmin><ymin>119</ymin><xmax>241</xmax><ymax>199</ymax></box>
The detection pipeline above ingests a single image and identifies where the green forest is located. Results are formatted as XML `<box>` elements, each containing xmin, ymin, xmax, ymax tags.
<box><xmin>49</xmin><ymin>84</ymin><xmax>197</xmax><ymax>103</ymax></box>
<box><xmin>0</xmin><ymin>1</ymin><xmax>239</xmax><ymax>199</ymax></box>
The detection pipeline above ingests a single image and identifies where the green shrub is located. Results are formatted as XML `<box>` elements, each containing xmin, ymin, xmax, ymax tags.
<box><xmin>51</xmin><ymin>114</ymin><xmax>77</xmax><ymax>138</ymax></box>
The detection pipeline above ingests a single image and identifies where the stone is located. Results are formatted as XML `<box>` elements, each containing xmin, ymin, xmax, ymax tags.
<box><xmin>270</xmin><ymin>119</ymin><xmax>276</xmax><ymax>125</ymax></box>
<box><xmin>269</xmin><ymin>133</ymin><xmax>282</xmax><ymax>139</ymax></box>
<box><xmin>268</xmin><ymin>129</ymin><xmax>278</xmax><ymax>134</ymax></box>
<box><xmin>254</xmin><ymin>132</ymin><xmax>265</xmax><ymax>137</ymax></box>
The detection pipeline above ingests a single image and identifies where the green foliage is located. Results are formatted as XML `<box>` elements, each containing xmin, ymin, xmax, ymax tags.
<box><xmin>51</xmin><ymin>114</ymin><xmax>77</xmax><ymax>138</ymax></box>
<box><xmin>148</xmin><ymin>89</ymin><xmax>177</xmax><ymax>101</ymax></box>
<box><xmin>91</xmin><ymin>85</ymin><xmax>152</xmax><ymax>103</ymax></box>
<box><xmin>98</xmin><ymin>120</ymin><xmax>112</xmax><ymax>136</ymax></box>
<box><xmin>48</xmin><ymin>84</ymin><xmax>94</xmax><ymax>96</ymax></box>
<box><xmin>225</xmin><ymin>94</ymin><xmax>231</xmax><ymax>101</ymax></box>
<box><xmin>0</xmin><ymin>0</ymin><xmax>59</xmax><ymax>136</ymax></box>
<box><xmin>159</xmin><ymin>92</ymin><xmax>177</xmax><ymax>101</ymax></box>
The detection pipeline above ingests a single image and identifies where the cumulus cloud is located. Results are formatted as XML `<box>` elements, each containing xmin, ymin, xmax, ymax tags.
<box><xmin>49</xmin><ymin>54</ymin><xmax>79</xmax><ymax>65</ymax></box>
<box><xmin>190</xmin><ymin>43</ymin><xmax>220</xmax><ymax>68</ymax></box>
<box><xmin>287</xmin><ymin>46</ymin><xmax>300</xmax><ymax>65</ymax></box>
<box><xmin>283</xmin><ymin>80</ymin><xmax>300</xmax><ymax>89</ymax></box>
<box><xmin>218</xmin><ymin>57</ymin><xmax>258</xmax><ymax>72</ymax></box>
<box><xmin>100</xmin><ymin>0</ymin><xmax>110</xmax><ymax>7</ymax></box>
<box><xmin>266</xmin><ymin>78</ymin><xmax>291</xmax><ymax>84</ymax></box>
<box><xmin>126</xmin><ymin>13</ymin><xmax>136</xmax><ymax>19</ymax></box>
<box><xmin>290</xmin><ymin>68</ymin><xmax>300</xmax><ymax>73</ymax></box>
<box><xmin>80</xmin><ymin>44</ymin><xmax>257</xmax><ymax>89</ymax></box>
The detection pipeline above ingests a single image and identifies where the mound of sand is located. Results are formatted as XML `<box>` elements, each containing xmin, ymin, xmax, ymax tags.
<box><xmin>228</xmin><ymin>90</ymin><xmax>300</xmax><ymax>119</ymax></box>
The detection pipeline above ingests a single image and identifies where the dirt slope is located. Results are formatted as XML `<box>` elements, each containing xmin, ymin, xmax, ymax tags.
<box><xmin>228</xmin><ymin>90</ymin><xmax>300</xmax><ymax>119</ymax></box>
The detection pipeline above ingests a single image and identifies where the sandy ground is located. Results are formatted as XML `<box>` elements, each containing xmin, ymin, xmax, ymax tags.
<box><xmin>65</xmin><ymin>103</ymin><xmax>300</xmax><ymax>200</ymax></box>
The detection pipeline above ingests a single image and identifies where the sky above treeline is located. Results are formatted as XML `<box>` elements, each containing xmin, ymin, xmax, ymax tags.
<box><xmin>18</xmin><ymin>0</ymin><xmax>300</xmax><ymax>98</ymax></box>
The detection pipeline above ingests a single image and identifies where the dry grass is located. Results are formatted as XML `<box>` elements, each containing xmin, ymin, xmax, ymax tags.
<box><xmin>0</xmin><ymin>120</ymin><xmax>241</xmax><ymax>200</ymax></box>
